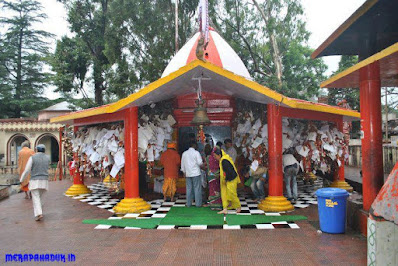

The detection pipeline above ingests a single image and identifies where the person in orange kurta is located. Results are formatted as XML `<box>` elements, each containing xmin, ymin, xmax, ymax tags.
<box><xmin>18</xmin><ymin>141</ymin><xmax>35</xmax><ymax>199</ymax></box>
<box><xmin>160</xmin><ymin>142</ymin><xmax>181</xmax><ymax>202</ymax></box>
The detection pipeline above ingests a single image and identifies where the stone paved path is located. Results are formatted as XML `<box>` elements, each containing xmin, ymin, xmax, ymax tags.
<box><xmin>0</xmin><ymin>178</ymin><xmax>367</xmax><ymax>265</ymax></box>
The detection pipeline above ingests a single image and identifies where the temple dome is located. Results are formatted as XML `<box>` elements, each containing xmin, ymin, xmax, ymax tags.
<box><xmin>161</xmin><ymin>29</ymin><xmax>251</xmax><ymax>79</ymax></box>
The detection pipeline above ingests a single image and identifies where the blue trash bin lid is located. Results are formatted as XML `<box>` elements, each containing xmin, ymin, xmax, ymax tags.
<box><xmin>315</xmin><ymin>188</ymin><xmax>349</xmax><ymax>198</ymax></box>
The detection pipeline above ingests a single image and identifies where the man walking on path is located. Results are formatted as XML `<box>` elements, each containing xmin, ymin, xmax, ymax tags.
<box><xmin>20</xmin><ymin>144</ymin><xmax>50</xmax><ymax>221</ymax></box>
<box><xmin>160</xmin><ymin>142</ymin><xmax>181</xmax><ymax>202</ymax></box>
<box><xmin>181</xmin><ymin>141</ymin><xmax>203</xmax><ymax>207</ymax></box>
<box><xmin>18</xmin><ymin>141</ymin><xmax>35</xmax><ymax>199</ymax></box>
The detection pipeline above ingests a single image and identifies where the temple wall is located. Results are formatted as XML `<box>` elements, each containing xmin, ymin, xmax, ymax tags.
<box><xmin>0</xmin><ymin>129</ymin><xmax>60</xmax><ymax>166</ymax></box>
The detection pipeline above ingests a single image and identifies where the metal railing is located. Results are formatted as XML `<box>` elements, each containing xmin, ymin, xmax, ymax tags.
<box><xmin>0</xmin><ymin>166</ymin><xmax>57</xmax><ymax>176</ymax></box>
<box><xmin>348</xmin><ymin>145</ymin><xmax>398</xmax><ymax>174</ymax></box>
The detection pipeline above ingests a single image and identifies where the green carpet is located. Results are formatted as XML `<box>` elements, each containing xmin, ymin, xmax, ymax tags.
<box><xmin>83</xmin><ymin>210</ymin><xmax>307</xmax><ymax>228</ymax></box>
<box><xmin>159</xmin><ymin>207</ymin><xmax>224</xmax><ymax>226</ymax></box>
<box><xmin>226</xmin><ymin>215</ymin><xmax>307</xmax><ymax>226</ymax></box>
<box><xmin>83</xmin><ymin>218</ymin><xmax>162</xmax><ymax>229</ymax></box>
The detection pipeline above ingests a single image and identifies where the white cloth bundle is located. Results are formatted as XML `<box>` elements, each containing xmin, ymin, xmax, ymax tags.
<box><xmin>136</xmin><ymin>113</ymin><xmax>175</xmax><ymax>161</ymax></box>
<box><xmin>252</xmin><ymin>137</ymin><xmax>263</xmax><ymax>149</ymax></box>
<box><xmin>234</xmin><ymin>111</ymin><xmax>349</xmax><ymax>174</ymax></box>
<box><xmin>89</xmin><ymin>152</ymin><xmax>100</xmax><ymax>163</ymax></box>
<box><xmin>70</xmin><ymin>125</ymin><xmax>126</xmax><ymax>178</ymax></box>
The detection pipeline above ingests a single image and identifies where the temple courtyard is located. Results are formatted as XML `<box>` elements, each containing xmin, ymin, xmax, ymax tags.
<box><xmin>1</xmin><ymin>177</ymin><xmax>366</xmax><ymax>265</ymax></box>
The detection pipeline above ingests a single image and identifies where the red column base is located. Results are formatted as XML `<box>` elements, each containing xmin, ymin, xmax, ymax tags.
<box><xmin>113</xmin><ymin>198</ymin><xmax>151</xmax><ymax>214</ymax></box>
<box><xmin>103</xmin><ymin>175</ymin><xmax>117</xmax><ymax>183</ymax></box>
<box><xmin>65</xmin><ymin>184</ymin><xmax>92</xmax><ymax>196</ymax></box>
<box><xmin>258</xmin><ymin>196</ymin><xmax>294</xmax><ymax>212</ymax></box>
<box><xmin>330</xmin><ymin>180</ymin><xmax>353</xmax><ymax>192</ymax></box>
<box><xmin>65</xmin><ymin>172</ymin><xmax>91</xmax><ymax>196</ymax></box>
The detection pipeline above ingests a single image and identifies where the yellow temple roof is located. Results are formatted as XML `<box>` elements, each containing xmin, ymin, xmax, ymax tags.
<box><xmin>51</xmin><ymin>60</ymin><xmax>360</xmax><ymax>124</ymax></box>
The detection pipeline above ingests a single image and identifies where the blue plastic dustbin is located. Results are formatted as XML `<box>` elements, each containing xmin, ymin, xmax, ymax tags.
<box><xmin>315</xmin><ymin>188</ymin><xmax>349</xmax><ymax>234</ymax></box>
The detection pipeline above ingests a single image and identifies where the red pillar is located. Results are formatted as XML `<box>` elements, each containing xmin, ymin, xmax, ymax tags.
<box><xmin>124</xmin><ymin>106</ymin><xmax>139</xmax><ymax>198</ymax></box>
<box><xmin>337</xmin><ymin>120</ymin><xmax>344</xmax><ymax>181</ymax></box>
<box><xmin>330</xmin><ymin>119</ymin><xmax>353</xmax><ymax>191</ymax></box>
<box><xmin>258</xmin><ymin>104</ymin><xmax>293</xmax><ymax>211</ymax></box>
<box><xmin>360</xmin><ymin>61</ymin><xmax>384</xmax><ymax>211</ymax></box>
<box><xmin>268</xmin><ymin>104</ymin><xmax>283</xmax><ymax>197</ymax></box>
<box><xmin>113</xmin><ymin>107</ymin><xmax>150</xmax><ymax>213</ymax></box>
<box><xmin>358</xmin><ymin>61</ymin><xmax>384</xmax><ymax>235</ymax></box>
<box><xmin>73</xmin><ymin>126</ymin><xmax>83</xmax><ymax>185</ymax></box>
<box><xmin>72</xmin><ymin>149</ymin><xmax>84</xmax><ymax>186</ymax></box>
<box><xmin>65</xmin><ymin>126</ymin><xmax>91</xmax><ymax>195</ymax></box>
<box><xmin>58</xmin><ymin>127</ymin><xmax>63</xmax><ymax>181</ymax></box>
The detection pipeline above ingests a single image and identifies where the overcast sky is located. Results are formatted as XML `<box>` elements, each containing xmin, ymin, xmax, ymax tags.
<box><xmin>30</xmin><ymin>0</ymin><xmax>367</xmax><ymax>98</ymax></box>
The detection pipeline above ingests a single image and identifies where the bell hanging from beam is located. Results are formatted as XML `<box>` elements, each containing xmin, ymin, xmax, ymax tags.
<box><xmin>191</xmin><ymin>99</ymin><xmax>211</xmax><ymax>126</ymax></box>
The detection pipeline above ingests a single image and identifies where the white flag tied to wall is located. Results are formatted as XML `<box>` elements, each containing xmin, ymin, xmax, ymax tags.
<box><xmin>198</xmin><ymin>0</ymin><xmax>209</xmax><ymax>43</ymax></box>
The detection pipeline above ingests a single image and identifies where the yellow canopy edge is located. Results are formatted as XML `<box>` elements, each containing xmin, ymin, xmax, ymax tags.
<box><xmin>321</xmin><ymin>42</ymin><xmax>398</xmax><ymax>88</ymax></box>
<box><xmin>50</xmin><ymin>60</ymin><xmax>360</xmax><ymax>124</ymax></box>
<box><xmin>50</xmin><ymin>104</ymin><xmax>109</xmax><ymax>123</ymax></box>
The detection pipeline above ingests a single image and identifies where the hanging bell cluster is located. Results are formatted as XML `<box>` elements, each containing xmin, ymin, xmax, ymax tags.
<box><xmin>191</xmin><ymin>99</ymin><xmax>211</xmax><ymax>126</ymax></box>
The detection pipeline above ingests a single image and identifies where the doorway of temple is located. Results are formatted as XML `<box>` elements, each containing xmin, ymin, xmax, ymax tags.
<box><xmin>178</xmin><ymin>126</ymin><xmax>231</xmax><ymax>154</ymax></box>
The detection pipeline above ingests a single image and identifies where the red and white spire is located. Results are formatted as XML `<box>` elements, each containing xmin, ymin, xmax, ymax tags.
<box><xmin>162</xmin><ymin>0</ymin><xmax>251</xmax><ymax>79</ymax></box>
<box><xmin>161</xmin><ymin>28</ymin><xmax>252</xmax><ymax>79</ymax></box>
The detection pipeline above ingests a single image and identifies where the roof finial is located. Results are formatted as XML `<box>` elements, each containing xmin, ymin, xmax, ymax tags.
<box><xmin>198</xmin><ymin>0</ymin><xmax>209</xmax><ymax>44</ymax></box>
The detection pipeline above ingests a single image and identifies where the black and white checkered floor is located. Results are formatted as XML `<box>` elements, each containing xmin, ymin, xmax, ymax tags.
<box><xmin>66</xmin><ymin>179</ymin><xmax>322</xmax><ymax>230</ymax></box>
<box><xmin>104</xmin><ymin>195</ymin><xmax>300</xmax><ymax>230</ymax></box>
<box><xmin>295</xmin><ymin>178</ymin><xmax>322</xmax><ymax>208</ymax></box>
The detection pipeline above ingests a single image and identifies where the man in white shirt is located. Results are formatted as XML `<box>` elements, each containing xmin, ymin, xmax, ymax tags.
<box><xmin>224</xmin><ymin>139</ymin><xmax>237</xmax><ymax>162</ymax></box>
<box><xmin>181</xmin><ymin>141</ymin><xmax>203</xmax><ymax>207</ymax></box>
<box><xmin>283</xmin><ymin>153</ymin><xmax>300</xmax><ymax>204</ymax></box>
<box><xmin>20</xmin><ymin>144</ymin><xmax>50</xmax><ymax>221</ymax></box>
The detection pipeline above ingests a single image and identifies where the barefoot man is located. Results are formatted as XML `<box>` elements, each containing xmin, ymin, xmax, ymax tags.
<box><xmin>160</xmin><ymin>142</ymin><xmax>180</xmax><ymax>202</ymax></box>
<box><xmin>212</xmin><ymin>146</ymin><xmax>241</xmax><ymax>214</ymax></box>
<box><xmin>20</xmin><ymin>144</ymin><xmax>50</xmax><ymax>221</ymax></box>
<box><xmin>18</xmin><ymin>141</ymin><xmax>35</xmax><ymax>199</ymax></box>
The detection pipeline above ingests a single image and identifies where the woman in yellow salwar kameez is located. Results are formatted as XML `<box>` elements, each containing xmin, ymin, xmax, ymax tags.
<box><xmin>213</xmin><ymin>147</ymin><xmax>241</xmax><ymax>214</ymax></box>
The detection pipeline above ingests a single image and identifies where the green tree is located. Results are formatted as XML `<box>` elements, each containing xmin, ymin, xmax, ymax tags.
<box><xmin>0</xmin><ymin>0</ymin><xmax>54</xmax><ymax>118</ymax></box>
<box><xmin>105</xmin><ymin>0</ymin><xmax>211</xmax><ymax>95</ymax></box>
<box><xmin>213</xmin><ymin>0</ymin><xmax>326</xmax><ymax>100</ymax></box>
<box><xmin>54</xmin><ymin>0</ymin><xmax>326</xmax><ymax>105</ymax></box>
<box><xmin>54</xmin><ymin>0</ymin><xmax>207</xmax><ymax>105</ymax></box>
<box><xmin>57</xmin><ymin>0</ymin><xmax>112</xmax><ymax>106</ymax></box>
<box><xmin>327</xmin><ymin>55</ymin><xmax>359</xmax><ymax>110</ymax></box>
<box><xmin>382</xmin><ymin>87</ymin><xmax>398</xmax><ymax>112</ymax></box>
<box><xmin>50</xmin><ymin>36</ymin><xmax>94</xmax><ymax>108</ymax></box>
<box><xmin>327</xmin><ymin>55</ymin><xmax>360</xmax><ymax>137</ymax></box>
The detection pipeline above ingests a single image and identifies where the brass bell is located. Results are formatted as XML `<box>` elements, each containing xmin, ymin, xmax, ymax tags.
<box><xmin>191</xmin><ymin>99</ymin><xmax>211</xmax><ymax>126</ymax></box>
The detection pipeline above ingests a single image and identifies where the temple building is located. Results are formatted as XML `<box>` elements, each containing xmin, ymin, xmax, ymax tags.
<box><xmin>51</xmin><ymin>24</ymin><xmax>360</xmax><ymax>215</ymax></box>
